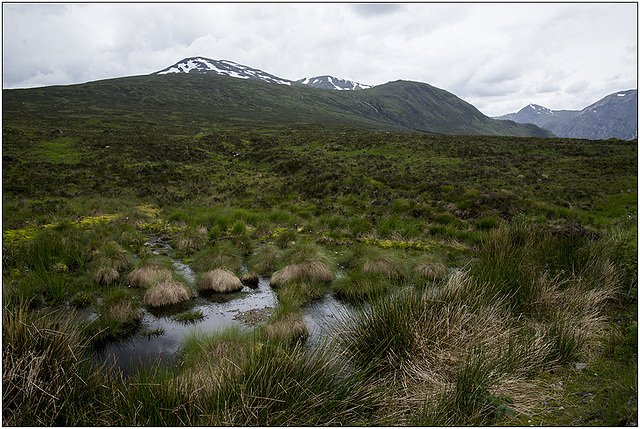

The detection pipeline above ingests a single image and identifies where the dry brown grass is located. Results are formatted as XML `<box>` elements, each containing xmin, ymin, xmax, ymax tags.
<box><xmin>199</xmin><ymin>268</ymin><xmax>243</xmax><ymax>293</ymax></box>
<box><xmin>241</xmin><ymin>271</ymin><xmax>259</xmax><ymax>286</ymax></box>
<box><xmin>369</xmin><ymin>258</ymin><xmax>620</xmax><ymax>424</ymax></box>
<box><xmin>127</xmin><ymin>263</ymin><xmax>172</xmax><ymax>288</ymax></box>
<box><xmin>363</xmin><ymin>258</ymin><xmax>403</xmax><ymax>279</ymax></box>
<box><xmin>270</xmin><ymin>261</ymin><xmax>335</xmax><ymax>287</ymax></box>
<box><xmin>263</xmin><ymin>312</ymin><xmax>308</xmax><ymax>342</ymax></box>
<box><xmin>413</xmin><ymin>261</ymin><xmax>447</xmax><ymax>281</ymax></box>
<box><xmin>144</xmin><ymin>280</ymin><xmax>194</xmax><ymax>307</ymax></box>
<box><xmin>92</xmin><ymin>267</ymin><xmax>119</xmax><ymax>284</ymax></box>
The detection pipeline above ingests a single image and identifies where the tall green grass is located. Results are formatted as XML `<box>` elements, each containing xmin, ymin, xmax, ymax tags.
<box><xmin>2</xmin><ymin>299</ymin><xmax>104</xmax><ymax>426</ymax></box>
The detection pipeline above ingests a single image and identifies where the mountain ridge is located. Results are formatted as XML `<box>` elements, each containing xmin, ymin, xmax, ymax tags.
<box><xmin>3</xmin><ymin>71</ymin><xmax>554</xmax><ymax>137</ymax></box>
<box><xmin>496</xmin><ymin>90</ymin><xmax>637</xmax><ymax>140</ymax></box>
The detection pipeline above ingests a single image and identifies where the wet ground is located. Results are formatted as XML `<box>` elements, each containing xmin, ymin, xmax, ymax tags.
<box><xmin>95</xmin><ymin>237</ymin><xmax>352</xmax><ymax>374</ymax></box>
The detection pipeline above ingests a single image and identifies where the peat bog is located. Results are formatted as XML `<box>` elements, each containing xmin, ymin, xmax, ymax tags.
<box><xmin>2</xmin><ymin>85</ymin><xmax>637</xmax><ymax>425</ymax></box>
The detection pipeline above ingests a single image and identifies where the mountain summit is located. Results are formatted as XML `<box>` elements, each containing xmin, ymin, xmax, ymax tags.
<box><xmin>296</xmin><ymin>75</ymin><xmax>372</xmax><ymax>90</ymax></box>
<box><xmin>155</xmin><ymin>57</ymin><xmax>293</xmax><ymax>85</ymax></box>
<box><xmin>155</xmin><ymin>57</ymin><xmax>372</xmax><ymax>91</ymax></box>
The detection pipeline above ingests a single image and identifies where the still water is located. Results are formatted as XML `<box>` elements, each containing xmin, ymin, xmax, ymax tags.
<box><xmin>95</xmin><ymin>238</ymin><xmax>352</xmax><ymax>374</ymax></box>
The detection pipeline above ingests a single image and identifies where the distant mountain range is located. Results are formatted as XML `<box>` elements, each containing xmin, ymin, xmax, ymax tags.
<box><xmin>495</xmin><ymin>90</ymin><xmax>637</xmax><ymax>140</ymax></box>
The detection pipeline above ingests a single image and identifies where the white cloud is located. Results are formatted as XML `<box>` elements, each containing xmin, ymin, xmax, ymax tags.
<box><xmin>2</xmin><ymin>3</ymin><xmax>636</xmax><ymax>116</ymax></box>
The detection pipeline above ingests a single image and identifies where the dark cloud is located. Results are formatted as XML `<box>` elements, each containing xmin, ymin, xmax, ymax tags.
<box><xmin>350</xmin><ymin>3</ymin><xmax>403</xmax><ymax>17</ymax></box>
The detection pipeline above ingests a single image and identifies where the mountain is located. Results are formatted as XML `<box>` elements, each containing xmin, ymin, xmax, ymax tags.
<box><xmin>296</xmin><ymin>75</ymin><xmax>373</xmax><ymax>90</ymax></box>
<box><xmin>3</xmin><ymin>64</ymin><xmax>553</xmax><ymax>138</ymax></box>
<box><xmin>496</xmin><ymin>104</ymin><xmax>577</xmax><ymax>128</ymax></box>
<box><xmin>155</xmin><ymin>57</ymin><xmax>293</xmax><ymax>86</ymax></box>
<box><xmin>496</xmin><ymin>90</ymin><xmax>638</xmax><ymax>140</ymax></box>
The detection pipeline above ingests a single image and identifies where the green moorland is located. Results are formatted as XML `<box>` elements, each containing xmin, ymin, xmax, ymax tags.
<box><xmin>2</xmin><ymin>81</ymin><xmax>637</xmax><ymax>426</ymax></box>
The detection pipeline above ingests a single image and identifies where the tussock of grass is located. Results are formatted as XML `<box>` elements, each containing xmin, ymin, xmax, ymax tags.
<box><xmin>270</xmin><ymin>261</ymin><xmax>335</xmax><ymax>287</ymax></box>
<box><xmin>282</xmin><ymin>241</ymin><xmax>332</xmax><ymax>266</ymax></box>
<box><xmin>172</xmin><ymin>225</ymin><xmax>208</xmax><ymax>253</ymax></box>
<box><xmin>413</xmin><ymin>261</ymin><xmax>448</xmax><ymax>281</ymax></box>
<box><xmin>192</xmin><ymin>241</ymin><xmax>243</xmax><ymax>272</ymax></box>
<box><xmin>331</xmin><ymin>271</ymin><xmax>392</xmax><ymax>303</ymax></box>
<box><xmin>144</xmin><ymin>280</ymin><xmax>193</xmax><ymax>307</ymax></box>
<box><xmin>198</xmin><ymin>268</ymin><xmax>243</xmax><ymax>293</ymax></box>
<box><xmin>87</xmin><ymin>289</ymin><xmax>143</xmax><ymax>343</ymax></box>
<box><xmin>240</xmin><ymin>271</ymin><xmax>259</xmax><ymax>286</ymax></box>
<box><xmin>127</xmin><ymin>262</ymin><xmax>172</xmax><ymax>288</ymax></box>
<box><xmin>263</xmin><ymin>312</ymin><xmax>308</xmax><ymax>342</ymax></box>
<box><xmin>248</xmin><ymin>244</ymin><xmax>283</xmax><ymax>275</ymax></box>
<box><xmin>340</xmin><ymin>243</ymin><xmax>405</xmax><ymax>279</ymax></box>
<box><xmin>362</xmin><ymin>258</ymin><xmax>404</xmax><ymax>280</ymax></box>
<box><xmin>89</xmin><ymin>241</ymin><xmax>133</xmax><ymax>284</ymax></box>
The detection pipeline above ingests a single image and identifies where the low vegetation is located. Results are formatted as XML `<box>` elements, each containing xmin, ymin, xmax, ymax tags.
<box><xmin>2</xmin><ymin>95</ymin><xmax>636</xmax><ymax>425</ymax></box>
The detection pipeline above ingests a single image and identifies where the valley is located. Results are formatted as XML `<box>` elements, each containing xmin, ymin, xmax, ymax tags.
<box><xmin>2</xmin><ymin>71</ymin><xmax>637</xmax><ymax>426</ymax></box>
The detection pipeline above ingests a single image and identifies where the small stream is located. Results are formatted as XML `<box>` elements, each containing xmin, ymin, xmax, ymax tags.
<box><xmin>95</xmin><ymin>238</ymin><xmax>353</xmax><ymax>374</ymax></box>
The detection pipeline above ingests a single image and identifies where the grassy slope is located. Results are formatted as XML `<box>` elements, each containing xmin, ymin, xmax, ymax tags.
<box><xmin>3</xmin><ymin>73</ymin><xmax>553</xmax><ymax>137</ymax></box>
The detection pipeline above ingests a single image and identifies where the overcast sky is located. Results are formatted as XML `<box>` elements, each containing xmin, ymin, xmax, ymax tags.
<box><xmin>3</xmin><ymin>2</ymin><xmax>637</xmax><ymax>116</ymax></box>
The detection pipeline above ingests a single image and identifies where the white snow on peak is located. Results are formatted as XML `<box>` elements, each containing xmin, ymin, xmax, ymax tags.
<box><xmin>617</xmin><ymin>93</ymin><xmax>626</xmax><ymax>97</ymax></box>
<box><xmin>158</xmin><ymin>57</ymin><xmax>291</xmax><ymax>85</ymax></box>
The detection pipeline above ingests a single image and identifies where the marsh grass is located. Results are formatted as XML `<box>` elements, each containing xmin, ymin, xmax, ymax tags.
<box><xmin>89</xmin><ymin>241</ymin><xmax>133</xmax><ymax>285</ymax></box>
<box><xmin>202</xmin><ymin>341</ymin><xmax>384</xmax><ymax>426</ymax></box>
<box><xmin>86</xmin><ymin>288</ymin><xmax>143</xmax><ymax>343</ymax></box>
<box><xmin>192</xmin><ymin>241</ymin><xmax>243</xmax><ymax>272</ymax></box>
<box><xmin>248</xmin><ymin>244</ymin><xmax>283</xmax><ymax>275</ymax></box>
<box><xmin>337</xmin><ymin>219</ymin><xmax>624</xmax><ymax>425</ymax></box>
<box><xmin>2</xmin><ymin>300</ymin><xmax>103</xmax><ymax>426</ymax></box>
<box><xmin>172</xmin><ymin>225</ymin><xmax>208</xmax><ymax>253</ymax></box>
<box><xmin>270</xmin><ymin>261</ymin><xmax>335</xmax><ymax>287</ymax></box>
<box><xmin>127</xmin><ymin>260</ymin><xmax>172</xmax><ymax>288</ymax></box>
<box><xmin>174</xmin><ymin>325</ymin><xmax>251</xmax><ymax>401</ymax></box>
<box><xmin>144</xmin><ymin>280</ymin><xmax>194</xmax><ymax>307</ymax></box>
<box><xmin>198</xmin><ymin>268</ymin><xmax>243</xmax><ymax>293</ymax></box>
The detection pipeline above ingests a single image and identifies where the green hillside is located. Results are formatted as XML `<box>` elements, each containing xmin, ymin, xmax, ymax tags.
<box><xmin>3</xmin><ymin>73</ymin><xmax>553</xmax><ymax>137</ymax></box>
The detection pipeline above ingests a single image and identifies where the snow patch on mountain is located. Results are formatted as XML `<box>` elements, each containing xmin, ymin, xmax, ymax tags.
<box><xmin>296</xmin><ymin>75</ymin><xmax>373</xmax><ymax>91</ymax></box>
<box><xmin>155</xmin><ymin>57</ymin><xmax>292</xmax><ymax>85</ymax></box>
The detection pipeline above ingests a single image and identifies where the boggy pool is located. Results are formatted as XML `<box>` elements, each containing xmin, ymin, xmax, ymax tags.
<box><xmin>94</xmin><ymin>238</ymin><xmax>353</xmax><ymax>374</ymax></box>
